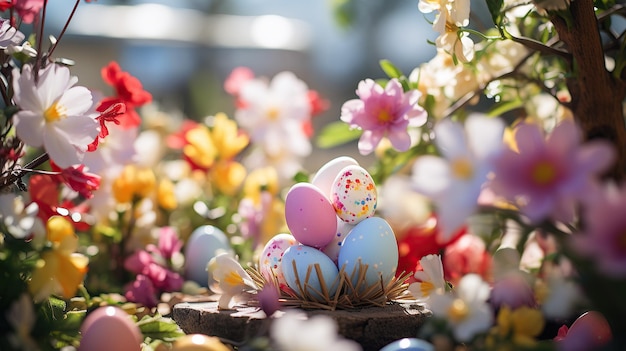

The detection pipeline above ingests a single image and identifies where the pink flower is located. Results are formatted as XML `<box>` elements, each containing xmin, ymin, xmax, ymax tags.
<box><xmin>14</xmin><ymin>0</ymin><xmax>44</xmax><ymax>24</ymax></box>
<box><xmin>340</xmin><ymin>78</ymin><xmax>426</xmax><ymax>155</ymax></box>
<box><xmin>489</xmin><ymin>271</ymin><xmax>535</xmax><ymax>310</ymax></box>
<box><xmin>443</xmin><ymin>233</ymin><xmax>492</xmax><ymax>285</ymax></box>
<box><xmin>125</xmin><ymin>274</ymin><xmax>159</xmax><ymax>308</ymax></box>
<box><xmin>224</xmin><ymin>66</ymin><xmax>255</xmax><ymax>98</ymax></box>
<box><xmin>155</xmin><ymin>226</ymin><xmax>183</xmax><ymax>261</ymax></box>
<box><xmin>491</xmin><ymin>120</ymin><xmax>615</xmax><ymax>223</ymax></box>
<box><xmin>574</xmin><ymin>183</ymin><xmax>626</xmax><ymax>277</ymax></box>
<box><xmin>555</xmin><ymin>311</ymin><xmax>612</xmax><ymax>351</ymax></box>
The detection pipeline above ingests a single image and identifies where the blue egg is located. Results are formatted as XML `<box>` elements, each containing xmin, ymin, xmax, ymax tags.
<box><xmin>281</xmin><ymin>244</ymin><xmax>339</xmax><ymax>300</ymax></box>
<box><xmin>379</xmin><ymin>338</ymin><xmax>435</xmax><ymax>351</ymax></box>
<box><xmin>338</xmin><ymin>216</ymin><xmax>398</xmax><ymax>289</ymax></box>
<box><xmin>183</xmin><ymin>225</ymin><xmax>232</xmax><ymax>287</ymax></box>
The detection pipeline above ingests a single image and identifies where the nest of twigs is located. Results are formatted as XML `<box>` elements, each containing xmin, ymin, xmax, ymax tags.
<box><xmin>246</xmin><ymin>260</ymin><xmax>412</xmax><ymax>311</ymax></box>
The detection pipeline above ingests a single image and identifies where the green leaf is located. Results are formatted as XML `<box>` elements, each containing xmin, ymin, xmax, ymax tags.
<box><xmin>136</xmin><ymin>314</ymin><xmax>185</xmax><ymax>342</ymax></box>
<box><xmin>315</xmin><ymin>121</ymin><xmax>361</xmax><ymax>148</ymax></box>
<box><xmin>293</xmin><ymin>171</ymin><xmax>310</xmax><ymax>183</ymax></box>
<box><xmin>379</xmin><ymin>59</ymin><xmax>403</xmax><ymax>79</ymax></box>
<box><xmin>487</xmin><ymin>97</ymin><xmax>524</xmax><ymax>117</ymax></box>
<box><xmin>485</xmin><ymin>0</ymin><xmax>504</xmax><ymax>26</ymax></box>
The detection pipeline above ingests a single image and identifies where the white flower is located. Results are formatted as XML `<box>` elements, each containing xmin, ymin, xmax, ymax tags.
<box><xmin>208</xmin><ymin>253</ymin><xmax>258</xmax><ymax>309</ymax></box>
<box><xmin>271</xmin><ymin>310</ymin><xmax>362</xmax><ymax>351</ymax></box>
<box><xmin>411</xmin><ymin>114</ymin><xmax>504</xmax><ymax>242</ymax></box>
<box><xmin>429</xmin><ymin>274</ymin><xmax>493</xmax><ymax>342</ymax></box>
<box><xmin>408</xmin><ymin>254</ymin><xmax>447</xmax><ymax>300</ymax></box>
<box><xmin>12</xmin><ymin>63</ymin><xmax>99</xmax><ymax>168</ymax></box>
<box><xmin>0</xmin><ymin>193</ymin><xmax>41</xmax><ymax>239</ymax></box>
<box><xmin>235</xmin><ymin>71</ymin><xmax>312</xmax><ymax>160</ymax></box>
<box><xmin>0</xmin><ymin>18</ymin><xmax>24</xmax><ymax>49</ymax></box>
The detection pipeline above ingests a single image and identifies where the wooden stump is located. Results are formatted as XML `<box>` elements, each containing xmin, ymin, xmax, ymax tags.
<box><xmin>172</xmin><ymin>301</ymin><xmax>431</xmax><ymax>351</ymax></box>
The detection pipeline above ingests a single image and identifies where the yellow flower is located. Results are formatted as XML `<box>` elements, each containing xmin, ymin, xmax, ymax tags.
<box><xmin>212</xmin><ymin>160</ymin><xmax>247</xmax><ymax>196</ymax></box>
<box><xmin>211</xmin><ymin>112</ymin><xmax>249</xmax><ymax>160</ymax></box>
<box><xmin>157</xmin><ymin>178</ymin><xmax>177</xmax><ymax>210</ymax></box>
<box><xmin>112</xmin><ymin>165</ymin><xmax>156</xmax><ymax>203</ymax></box>
<box><xmin>29</xmin><ymin>216</ymin><xmax>89</xmax><ymax>301</ymax></box>
<box><xmin>243</xmin><ymin>167</ymin><xmax>279</xmax><ymax>204</ymax></box>
<box><xmin>495</xmin><ymin>306</ymin><xmax>545</xmax><ymax>346</ymax></box>
<box><xmin>183</xmin><ymin>124</ymin><xmax>217</xmax><ymax>170</ymax></box>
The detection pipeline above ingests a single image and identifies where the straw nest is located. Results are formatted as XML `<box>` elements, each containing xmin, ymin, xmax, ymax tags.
<box><xmin>245</xmin><ymin>260</ymin><xmax>413</xmax><ymax>311</ymax></box>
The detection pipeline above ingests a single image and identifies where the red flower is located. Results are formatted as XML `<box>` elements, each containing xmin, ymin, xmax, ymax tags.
<box><xmin>97</xmin><ymin>62</ymin><xmax>152</xmax><ymax>129</ymax></box>
<box><xmin>88</xmin><ymin>102</ymin><xmax>126</xmax><ymax>151</ymax></box>
<box><xmin>28</xmin><ymin>174</ymin><xmax>92</xmax><ymax>231</ymax></box>
<box><xmin>50</xmin><ymin>162</ymin><xmax>101</xmax><ymax>199</ymax></box>
<box><xmin>395</xmin><ymin>217</ymin><xmax>465</xmax><ymax>282</ymax></box>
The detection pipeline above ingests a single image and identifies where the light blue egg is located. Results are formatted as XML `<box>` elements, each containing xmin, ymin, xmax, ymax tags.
<box><xmin>379</xmin><ymin>338</ymin><xmax>434</xmax><ymax>351</ymax></box>
<box><xmin>338</xmin><ymin>216</ymin><xmax>398</xmax><ymax>289</ymax></box>
<box><xmin>183</xmin><ymin>225</ymin><xmax>232</xmax><ymax>287</ymax></box>
<box><xmin>281</xmin><ymin>244</ymin><xmax>339</xmax><ymax>300</ymax></box>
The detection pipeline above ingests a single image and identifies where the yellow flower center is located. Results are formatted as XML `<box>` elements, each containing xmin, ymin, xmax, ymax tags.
<box><xmin>266</xmin><ymin>107</ymin><xmax>280</xmax><ymax>120</ymax></box>
<box><xmin>531</xmin><ymin>161</ymin><xmax>556</xmax><ymax>185</ymax></box>
<box><xmin>448</xmin><ymin>298</ymin><xmax>470</xmax><ymax>322</ymax></box>
<box><xmin>223</xmin><ymin>270</ymin><xmax>244</xmax><ymax>287</ymax></box>
<box><xmin>44</xmin><ymin>102</ymin><xmax>67</xmax><ymax>123</ymax></box>
<box><xmin>378</xmin><ymin>110</ymin><xmax>392</xmax><ymax>124</ymax></box>
<box><xmin>420</xmin><ymin>281</ymin><xmax>435</xmax><ymax>297</ymax></box>
<box><xmin>451</xmin><ymin>158</ymin><xmax>474</xmax><ymax>180</ymax></box>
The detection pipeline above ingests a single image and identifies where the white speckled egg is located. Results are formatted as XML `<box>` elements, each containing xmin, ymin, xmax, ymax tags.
<box><xmin>284</xmin><ymin>182</ymin><xmax>337</xmax><ymax>248</ymax></box>
<box><xmin>331</xmin><ymin>165</ymin><xmax>377</xmax><ymax>224</ymax></box>
<box><xmin>311</xmin><ymin>156</ymin><xmax>359</xmax><ymax>200</ymax></box>
<box><xmin>321</xmin><ymin>216</ymin><xmax>355</xmax><ymax>264</ymax></box>
<box><xmin>79</xmin><ymin>306</ymin><xmax>142</xmax><ymax>351</ymax></box>
<box><xmin>184</xmin><ymin>225</ymin><xmax>232</xmax><ymax>287</ymax></box>
<box><xmin>338</xmin><ymin>216</ymin><xmax>398</xmax><ymax>289</ymax></box>
<box><xmin>259</xmin><ymin>233</ymin><xmax>298</xmax><ymax>288</ymax></box>
<box><xmin>281</xmin><ymin>244</ymin><xmax>340</xmax><ymax>300</ymax></box>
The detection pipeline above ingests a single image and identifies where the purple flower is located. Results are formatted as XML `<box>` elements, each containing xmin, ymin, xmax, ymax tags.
<box><xmin>490</xmin><ymin>120</ymin><xmax>614</xmax><ymax>223</ymax></box>
<box><xmin>125</xmin><ymin>274</ymin><xmax>159</xmax><ymax>308</ymax></box>
<box><xmin>574</xmin><ymin>183</ymin><xmax>626</xmax><ymax>277</ymax></box>
<box><xmin>340</xmin><ymin>78</ymin><xmax>427</xmax><ymax>155</ymax></box>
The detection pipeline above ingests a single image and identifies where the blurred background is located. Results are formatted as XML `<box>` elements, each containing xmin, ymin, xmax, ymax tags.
<box><xmin>44</xmin><ymin>0</ymin><xmax>445</xmax><ymax>170</ymax></box>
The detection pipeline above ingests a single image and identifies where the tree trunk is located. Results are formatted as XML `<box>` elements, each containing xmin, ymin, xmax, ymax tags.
<box><xmin>551</xmin><ymin>0</ymin><xmax>626</xmax><ymax>180</ymax></box>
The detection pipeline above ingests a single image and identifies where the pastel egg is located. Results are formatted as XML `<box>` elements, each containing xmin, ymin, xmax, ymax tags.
<box><xmin>172</xmin><ymin>334</ymin><xmax>230</xmax><ymax>351</ymax></box>
<box><xmin>259</xmin><ymin>233</ymin><xmax>298</xmax><ymax>288</ymax></box>
<box><xmin>311</xmin><ymin>156</ymin><xmax>359</xmax><ymax>200</ymax></box>
<box><xmin>380</xmin><ymin>338</ymin><xmax>435</xmax><ymax>351</ymax></box>
<box><xmin>184</xmin><ymin>225</ymin><xmax>232</xmax><ymax>287</ymax></box>
<box><xmin>281</xmin><ymin>244</ymin><xmax>340</xmax><ymax>300</ymax></box>
<box><xmin>321</xmin><ymin>216</ymin><xmax>355</xmax><ymax>264</ymax></box>
<box><xmin>79</xmin><ymin>306</ymin><xmax>142</xmax><ymax>351</ymax></box>
<box><xmin>338</xmin><ymin>216</ymin><xmax>398</xmax><ymax>289</ymax></box>
<box><xmin>332</xmin><ymin>165</ymin><xmax>377</xmax><ymax>224</ymax></box>
<box><xmin>284</xmin><ymin>182</ymin><xmax>337</xmax><ymax>248</ymax></box>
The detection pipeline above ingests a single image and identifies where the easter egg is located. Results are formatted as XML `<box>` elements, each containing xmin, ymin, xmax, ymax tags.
<box><xmin>281</xmin><ymin>244</ymin><xmax>340</xmax><ymax>299</ymax></box>
<box><xmin>284</xmin><ymin>182</ymin><xmax>337</xmax><ymax>248</ymax></box>
<box><xmin>321</xmin><ymin>216</ymin><xmax>354</xmax><ymax>264</ymax></box>
<box><xmin>172</xmin><ymin>334</ymin><xmax>230</xmax><ymax>351</ymax></box>
<box><xmin>331</xmin><ymin>165</ymin><xmax>377</xmax><ymax>224</ymax></box>
<box><xmin>338</xmin><ymin>216</ymin><xmax>398</xmax><ymax>288</ymax></box>
<box><xmin>79</xmin><ymin>306</ymin><xmax>142</xmax><ymax>351</ymax></box>
<box><xmin>259</xmin><ymin>233</ymin><xmax>298</xmax><ymax>288</ymax></box>
<box><xmin>184</xmin><ymin>225</ymin><xmax>232</xmax><ymax>287</ymax></box>
<box><xmin>311</xmin><ymin>156</ymin><xmax>359</xmax><ymax>200</ymax></box>
<box><xmin>380</xmin><ymin>338</ymin><xmax>435</xmax><ymax>351</ymax></box>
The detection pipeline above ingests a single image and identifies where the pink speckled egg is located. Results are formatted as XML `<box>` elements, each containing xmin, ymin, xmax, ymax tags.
<box><xmin>79</xmin><ymin>306</ymin><xmax>142</xmax><ymax>351</ymax></box>
<box><xmin>259</xmin><ymin>233</ymin><xmax>298</xmax><ymax>288</ymax></box>
<box><xmin>332</xmin><ymin>165</ymin><xmax>377</xmax><ymax>224</ymax></box>
<box><xmin>285</xmin><ymin>182</ymin><xmax>337</xmax><ymax>248</ymax></box>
